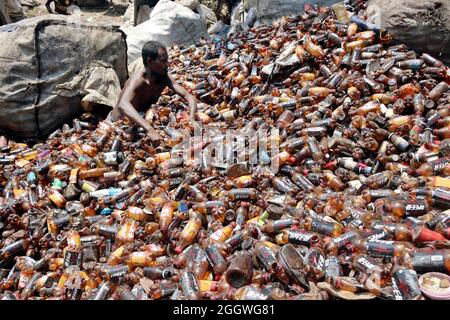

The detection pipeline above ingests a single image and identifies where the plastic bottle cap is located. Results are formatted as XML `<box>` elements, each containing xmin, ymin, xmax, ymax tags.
<box><xmin>174</xmin><ymin>246</ymin><xmax>183</xmax><ymax>254</ymax></box>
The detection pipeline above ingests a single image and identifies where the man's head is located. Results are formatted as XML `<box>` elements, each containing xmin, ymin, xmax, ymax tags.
<box><xmin>142</xmin><ymin>41</ymin><xmax>169</xmax><ymax>76</ymax></box>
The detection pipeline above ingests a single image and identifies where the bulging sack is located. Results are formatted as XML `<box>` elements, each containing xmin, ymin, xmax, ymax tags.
<box><xmin>366</xmin><ymin>0</ymin><xmax>450</xmax><ymax>66</ymax></box>
<box><xmin>124</xmin><ymin>0</ymin><xmax>209</xmax><ymax>63</ymax></box>
<box><xmin>0</xmin><ymin>16</ymin><xmax>128</xmax><ymax>138</ymax></box>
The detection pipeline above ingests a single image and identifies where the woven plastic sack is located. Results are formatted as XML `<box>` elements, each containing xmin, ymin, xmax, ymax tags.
<box><xmin>0</xmin><ymin>15</ymin><xmax>128</xmax><ymax>137</ymax></box>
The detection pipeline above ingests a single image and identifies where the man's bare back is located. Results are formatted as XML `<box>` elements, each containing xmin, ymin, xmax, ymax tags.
<box><xmin>108</xmin><ymin>69</ymin><xmax>169</xmax><ymax>122</ymax></box>
<box><xmin>107</xmin><ymin>42</ymin><xmax>198</xmax><ymax>145</ymax></box>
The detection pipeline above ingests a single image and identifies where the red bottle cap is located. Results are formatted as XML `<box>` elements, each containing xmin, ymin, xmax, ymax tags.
<box><xmin>174</xmin><ymin>246</ymin><xmax>184</xmax><ymax>254</ymax></box>
<box><xmin>287</xmin><ymin>156</ymin><xmax>297</xmax><ymax>165</ymax></box>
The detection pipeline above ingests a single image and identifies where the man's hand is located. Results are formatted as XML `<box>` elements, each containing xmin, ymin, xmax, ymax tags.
<box><xmin>167</xmin><ymin>74</ymin><xmax>198</xmax><ymax>122</ymax></box>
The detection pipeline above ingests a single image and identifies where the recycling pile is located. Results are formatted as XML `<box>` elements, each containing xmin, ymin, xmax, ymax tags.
<box><xmin>0</xmin><ymin>3</ymin><xmax>450</xmax><ymax>300</ymax></box>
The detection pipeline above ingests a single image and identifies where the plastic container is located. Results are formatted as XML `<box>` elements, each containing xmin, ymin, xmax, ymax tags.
<box><xmin>418</xmin><ymin>272</ymin><xmax>450</xmax><ymax>300</ymax></box>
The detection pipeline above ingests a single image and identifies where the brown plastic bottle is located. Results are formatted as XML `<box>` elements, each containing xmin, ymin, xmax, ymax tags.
<box><xmin>303</xmin><ymin>216</ymin><xmax>343</xmax><ymax>237</ymax></box>
<box><xmin>325</xmin><ymin>229</ymin><xmax>362</xmax><ymax>256</ymax></box>
<box><xmin>353</xmin><ymin>239</ymin><xmax>414</xmax><ymax>259</ymax></box>
<box><xmin>390</xmin><ymin>264</ymin><xmax>423</xmax><ymax>300</ymax></box>
<box><xmin>370</xmin><ymin>221</ymin><xmax>412</xmax><ymax>241</ymax></box>
<box><xmin>205</xmin><ymin>245</ymin><xmax>228</xmax><ymax>276</ymax></box>
<box><xmin>175</xmin><ymin>217</ymin><xmax>202</xmax><ymax>254</ymax></box>
<box><xmin>275</xmin><ymin>229</ymin><xmax>321</xmax><ymax>247</ymax></box>
<box><xmin>180</xmin><ymin>271</ymin><xmax>201</xmax><ymax>300</ymax></box>
<box><xmin>123</xmin><ymin>251</ymin><xmax>155</xmax><ymax>268</ymax></box>
<box><xmin>429</xmin><ymin>81</ymin><xmax>449</xmax><ymax>101</ymax></box>
<box><xmin>401</xmin><ymin>249</ymin><xmax>450</xmax><ymax>274</ymax></box>
<box><xmin>261</xmin><ymin>218</ymin><xmax>300</xmax><ymax>234</ymax></box>
<box><xmin>225</xmin><ymin>251</ymin><xmax>254</xmax><ymax>288</ymax></box>
<box><xmin>227</xmin><ymin>188</ymin><xmax>258</xmax><ymax>201</ymax></box>
<box><xmin>159</xmin><ymin>201</ymin><xmax>177</xmax><ymax>234</ymax></box>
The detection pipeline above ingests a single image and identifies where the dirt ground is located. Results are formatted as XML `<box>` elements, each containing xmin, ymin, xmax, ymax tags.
<box><xmin>24</xmin><ymin>0</ymin><xmax>128</xmax><ymax>25</ymax></box>
<box><xmin>22</xmin><ymin>0</ymin><xmax>219</xmax><ymax>25</ymax></box>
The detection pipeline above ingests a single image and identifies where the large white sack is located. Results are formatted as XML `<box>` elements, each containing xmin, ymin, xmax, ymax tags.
<box><xmin>124</xmin><ymin>0</ymin><xmax>209</xmax><ymax>63</ymax></box>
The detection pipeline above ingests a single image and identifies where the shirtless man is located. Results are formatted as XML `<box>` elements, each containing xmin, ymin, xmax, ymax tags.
<box><xmin>107</xmin><ymin>41</ymin><xmax>198</xmax><ymax>145</ymax></box>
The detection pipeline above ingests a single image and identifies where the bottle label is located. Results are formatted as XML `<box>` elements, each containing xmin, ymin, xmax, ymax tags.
<box><xmin>356</xmin><ymin>256</ymin><xmax>377</xmax><ymax>274</ymax></box>
<box><xmin>431</xmin><ymin>157</ymin><xmax>450</xmax><ymax>173</ymax></box>
<box><xmin>181</xmin><ymin>272</ymin><xmax>200</xmax><ymax>296</ymax></box>
<box><xmin>405</xmin><ymin>216</ymin><xmax>422</xmax><ymax>225</ymax></box>
<box><xmin>391</xmin><ymin>279</ymin><xmax>403</xmax><ymax>300</ymax></box>
<box><xmin>311</xmin><ymin>219</ymin><xmax>336</xmax><ymax>236</ymax></box>
<box><xmin>63</xmin><ymin>250</ymin><xmax>82</xmax><ymax>268</ymax></box>
<box><xmin>365</xmin><ymin>229</ymin><xmax>389</xmax><ymax>241</ymax></box>
<box><xmin>54</xmin><ymin>215</ymin><xmax>70</xmax><ymax>228</ymax></box>
<box><xmin>433</xmin><ymin>177</ymin><xmax>450</xmax><ymax>189</ymax></box>
<box><xmin>182</xmin><ymin>220</ymin><xmax>201</xmax><ymax>239</ymax></box>
<box><xmin>81</xmin><ymin>182</ymin><xmax>96</xmax><ymax>193</ymax></box>
<box><xmin>257</xmin><ymin>247</ymin><xmax>277</xmax><ymax>271</ymax></box>
<box><xmin>432</xmin><ymin>188</ymin><xmax>450</xmax><ymax>207</ymax></box>
<box><xmin>349</xmin><ymin>206</ymin><xmax>365</xmax><ymax>219</ymax></box>
<box><xmin>369</xmin><ymin>172</ymin><xmax>391</xmax><ymax>188</ymax></box>
<box><xmin>49</xmin><ymin>192</ymin><xmax>66</xmax><ymax>207</ymax></box>
<box><xmin>369</xmin><ymin>189</ymin><xmax>393</xmax><ymax>199</ymax></box>
<box><xmin>333</xmin><ymin>230</ymin><xmax>359</xmax><ymax>250</ymax></box>
<box><xmin>288</xmin><ymin>231</ymin><xmax>314</xmax><ymax>246</ymax></box>
<box><xmin>106</xmin><ymin>265</ymin><xmax>128</xmax><ymax>279</ymax></box>
<box><xmin>205</xmin><ymin>246</ymin><xmax>225</xmax><ymax>267</ymax></box>
<box><xmin>230</xmin><ymin>189</ymin><xmax>255</xmax><ymax>200</ymax></box>
<box><xmin>226</xmin><ymin>234</ymin><xmax>243</xmax><ymax>249</ymax></box>
<box><xmin>210</xmin><ymin>229</ymin><xmax>226</xmax><ymax>242</ymax></box>
<box><xmin>372</xmin><ymin>222</ymin><xmax>396</xmax><ymax>233</ymax></box>
<box><xmin>273</xmin><ymin>219</ymin><xmax>294</xmax><ymax>231</ymax></box>
<box><xmin>18</xmin><ymin>273</ymin><xmax>31</xmax><ymax>290</ymax></box>
<box><xmin>347</xmin><ymin>218</ymin><xmax>363</xmax><ymax>228</ymax></box>
<box><xmin>169</xmin><ymin>177</ymin><xmax>183</xmax><ymax>188</ymax></box>
<box><xmin>366</xmin><ymin>240</ymin><xmax>395</xmax><ymax>258</ymax></box>
<box><xmin>131</xmin><ymin>252</ymin><xmax>148</xmax><ymax>266</ymax></box>
<box><xmin>244</xmin><ymin>288</ymin><xmax>268</xmax><ymax>300</ymax></box>
<box><xmin>392</xmin><ymin>269</ymin><xmax>421</xmax><ymax>300</ymax></box>
<box><xmin>69</xmin><ymin>169</ymin><xmax>78</xmax><ymax>184</ymax></box>
<box><xmin>66</xmin><ymin>287</ymin><xmax>82</xmax><ymax>300</ymax></box>
<box><xmin>412</xmin><ymin>252</ymin><xmax>446</xmax><ymax>273</ymax></box>
<box><xmin>205</xmin><ymin>201</ymin><xmax>225</xmax><ymax>211</ymax></box>
<box><xmin>234</xmin><ymin>193</ymin><xmax>251</xmax><ymax>200</ymax></box>
<box><xmin>104</xmin><ymin>152</ymin><xmax>118</xmax><ymax>165</ymax></box>
<box><xmin>192</xmin><ymin>249</ymin><xmax>208</xmax><ymax>266</ymax></box>
<box><xmin>199</xmin><ymin>280</ymin><xmax>217</xmax><ymax>292</ymax></box>
<box><xmin>279</xmin><ymin>166</ymin><xmax>294</xmax><ymax>175</ymax></box>
<box><xmin>324</xmin><ymin>258</ymin><xmax>342</xmax><ymax>278</ymax></box>
<box><xmin>405</xmin><ymin>202</ymin><xmax>427</xmax><ymax>217</ymax></box>
<box><xmin>293</xmin><ymin>175</ymin><xmax>315</xmax><ymax>190</ymax></box>
<box><xmin>305</xmin><ymin>249</ymin><xmax>325</xmax><ymax>272</ymax></box>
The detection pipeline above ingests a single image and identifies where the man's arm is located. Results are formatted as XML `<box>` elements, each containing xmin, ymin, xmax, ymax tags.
<box><xmin>115</xmin><ymin>75</ymin><xmax>161</xmax><ymax>141</ymax></box>
<box><xmin>167</xmin><ymin>74</ymin><xmax>198</xmax><ymax>121</ymax></box>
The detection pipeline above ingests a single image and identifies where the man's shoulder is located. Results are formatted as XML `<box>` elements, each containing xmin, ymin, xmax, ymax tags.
<box><xmin>129</xmin><ymin>69</ymin><xmax>147</xmax><ymax>83</ymax></box>
<box><xmin>128</xmin><ymin>59</ymin><xmax>145</xmax><ymax>75</ymax></box>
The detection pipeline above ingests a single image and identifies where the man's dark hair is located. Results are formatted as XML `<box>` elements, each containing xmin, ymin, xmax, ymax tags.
<box><xmin>142</xmin><ymin>41</ymin><xmax>166</xmax><ymax>63</ymax></box>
